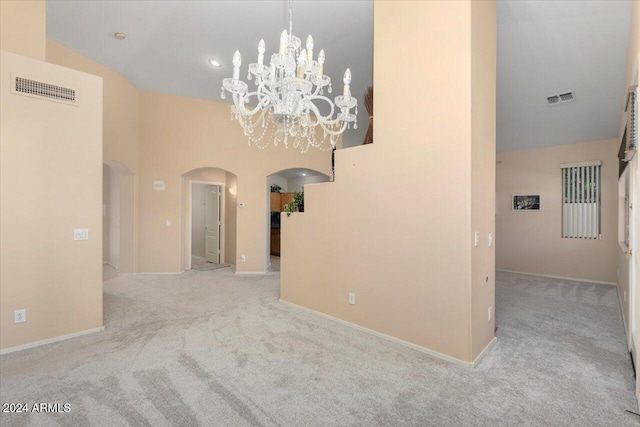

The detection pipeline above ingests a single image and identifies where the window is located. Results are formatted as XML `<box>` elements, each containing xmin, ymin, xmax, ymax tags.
<box><xmin>561</xmin><ymin>161</ymin><xmax>601</xmax><ymax>239</ymax></box>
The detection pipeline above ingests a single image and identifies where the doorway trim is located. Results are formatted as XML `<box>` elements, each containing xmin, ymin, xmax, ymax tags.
<box><xmin>187</xmin><ymin>180</ymin><xmax>226</xmax><ymax>270</ymax></box>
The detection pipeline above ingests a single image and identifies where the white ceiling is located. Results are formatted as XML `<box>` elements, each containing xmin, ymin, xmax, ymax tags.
<box><xmin>271</xmin><ymin>168</ymin><xmax>326</xmax><ymax>179</ymax></box>
<box><xmin>497</xmin><ymin>0</ymin><xmax>631</xmax><ymax>152</ymax></box>
<box><xmin>47</xmin><ymin>1</ymin><xmax>632</xmax><ymax>153</ymax></box>
<box><xmin>46</xmin><ymin>0</ymin><xmax>373</xmax><ymax>148</ymax></box>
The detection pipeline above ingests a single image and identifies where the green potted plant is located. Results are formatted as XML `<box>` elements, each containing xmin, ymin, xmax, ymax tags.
<box><xmin>270</xmin><ymin>184</ymin><xmax>283</xmax><ymax>193</ymax></box>
<box><xmin>284</xmin><ymin>191</ymin><xmax>304</xmax><ymax>217</ymax></box>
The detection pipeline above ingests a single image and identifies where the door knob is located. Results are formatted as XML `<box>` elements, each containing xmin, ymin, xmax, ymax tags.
<box><xmin>625</xmin><ymin>249</ymin><xmax>633</xmax><ymax>256</ymax></box>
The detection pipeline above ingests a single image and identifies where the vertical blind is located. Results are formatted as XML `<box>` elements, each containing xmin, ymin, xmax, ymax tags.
<box><xmin>561</xmin><ymin>161</ymin><xmax>601</xmax><ymax>239</ymax></box>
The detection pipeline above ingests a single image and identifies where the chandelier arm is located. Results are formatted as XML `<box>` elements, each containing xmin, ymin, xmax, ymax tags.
<box><xmin>319</xmin><ymin>120</ymin><xmax>348</xmax><ymax>136</ymax></box>
<box><xmin>232</xmin><ymin>91</ymin><xmax>272</xmax><ymax>116</ymax></box>
<box><xmin>306</xmin><ymin>103</ymin><xmax>348</xmax><ymax>136</ymax></box>
<box><xmin>306</xmin><ymin>95</ymin><xmax>337</xmax><ymax>121</ymax></box>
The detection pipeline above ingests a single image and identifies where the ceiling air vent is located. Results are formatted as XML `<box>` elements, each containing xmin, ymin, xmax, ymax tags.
<box><xmin>12</xmin><ymin>76</ymin><xmax>76</xmax><ymax>105</ymax></box>
<box><xmin>546</xmin><ymin>95</ymin><xmax>560</xmax><ymax>105</ymax></box>
<box><xmin>559</xmin><ymin>92</ymin><xmax>574</xmax><ymax>102</ymax></box>
<box><xmin>547</xmin><ymin>91</ymin><xmax>575</xmax><ymax>106</ymax></box>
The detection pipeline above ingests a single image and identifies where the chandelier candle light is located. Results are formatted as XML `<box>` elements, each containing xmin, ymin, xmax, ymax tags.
<box><xmin>221</xmin><ymin>5</ymin><xmax>357</xmax><ymax>152</ymax></box>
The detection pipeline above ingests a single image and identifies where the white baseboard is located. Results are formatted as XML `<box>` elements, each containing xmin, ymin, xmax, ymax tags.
<box><xmin>0</xmin><ymin>326</ymin><xmax>105</xmax><ymax>355</ymax></box>
<box><xmin>103</xmin><ymin>262</ymin><xmax>118</xmax><ymax>271</ymax></box>
<box><xmin>472</xmin><ymin>336</ymin><xmax>497</xmax><ymax>367</ymax></box>
<box><xmin>235</xmin><ymin>271</ymin><xmax>268</xmax><ymax>275</ymax></box>
<box><xmin>135</xmin><ymin>272</ymin><xmax>182</xmax><ymax>275</ymax></box>
<box><xmin>614</xmin><ymin>283</ymin><xmax>631</xmax><ymax>351</ymax></box>
<box><xmin>496</xmin><ymin>269</ymin><xmax>616</xmax><ymax>286</ymax></box>
<box><xmin>280</xmin><ymin>299</ymin><xmax>496</xmax><ymax>367</ymax></box>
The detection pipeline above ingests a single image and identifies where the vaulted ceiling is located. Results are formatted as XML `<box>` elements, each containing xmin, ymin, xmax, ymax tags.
<box><xmin>497</xmin><ymin>0</ymin><xmax>631</xmax><ymax>152</ymax></box>
<box><xmin>46</xmin><ymin>0</ymin><xmax>374</xmax><ymax>148</ymax></box>
<box><xmin>47</xmin><ymin>1</ymin><xmax>632</xmax><ymax>152</ymax></box>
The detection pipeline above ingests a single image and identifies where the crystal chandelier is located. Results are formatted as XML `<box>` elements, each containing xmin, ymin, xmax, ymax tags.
<box><xmin>220</xmin><ymin>2</ymin><xmax>357</xmax><ymax>152</ymax></box>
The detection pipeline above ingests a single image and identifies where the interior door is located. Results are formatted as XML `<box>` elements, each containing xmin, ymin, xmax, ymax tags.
<box><xmin>205</xmin><ymin>186</ymin><xmax>220</xmax><ymax>263</ymax></box>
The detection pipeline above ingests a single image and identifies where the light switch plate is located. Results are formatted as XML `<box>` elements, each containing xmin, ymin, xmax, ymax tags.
<box><xmin>74</xmin><ymin>229</ymin><xmax>89</xmax><ymax>241</ymax></box>
<box><xmin>14</xmin><ymin>309</ymin><xmax>26</xmax><ymax>324</ymax></box>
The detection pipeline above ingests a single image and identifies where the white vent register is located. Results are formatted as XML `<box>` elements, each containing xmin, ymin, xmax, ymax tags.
<box><xmin>11</xmin><ymin>75</ymin><xmax>77</xmax><ymax>105</ymax></box>
<box><xmin>547</xmin><ymin>91</ymin><xmax>575</xmax><ymax>106</ymax></box>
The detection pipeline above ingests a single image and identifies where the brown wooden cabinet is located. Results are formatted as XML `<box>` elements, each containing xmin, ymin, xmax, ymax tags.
<box><xmin>270</xmin><ymin>192</ymin><xmax>281</xmax><ymax>212</ymax></box>
<box><xmin>270</xmin><ymin>192</ymin><xmax>295</xmax><ymax>212</ymax></box>
<box><xmin>270</xmin><ymin>192</ymin><xmax>298</xmax><ymax>255</ymax></box>
<box><xmin>270</xmin><ymin>228</ymin><xmax>281</xmax><ymax>256</ymax></box>
<box><xmin>280</xmin><ymin>193</ymin><xmax>293</xmax><ymax>210</ymax></box>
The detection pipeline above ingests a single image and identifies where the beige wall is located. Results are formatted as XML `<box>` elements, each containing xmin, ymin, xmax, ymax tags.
<box><xmin>47</xmin><ymin>40</ymin><xmax>139</xmax><ymax>274</ymax></box>
<box><xmin>280</xmin><ymin>0</ymin><xmax>496</xmax><ymax>364</ymax></box>
<box><xmin>0</xmin><ymin>51</ymin><xmax>103</xmax><ymax>350</ymax></box>
<box><xmin>470</xmin><ymin>0</ymin><xmax>497</xmax><ymax>359</ymax></box>
<box><xmin>46</xmin><ymin>39</ymin><xmax>330</xmax><ymax>275</ymax></box>
<box><xmin>0</xmin><ymin>1</ymin><xmax>45</xmax><ymax>61</ymax></box>
<box><xmin>46</xmin><ymin>40</ymin><xmax>140</xmax><ymax>173</ymax></box>
<box><xmin>225</xmin><ymin>172</ymin><xmax>238</xmax><ymax>264</ymax></box>
<box><xmin>138</xmin><ymin>91</ymin><xmax>331</xmax><ymax>273</ymax></box>
<box><xmin>108</xmin><ymin>166</ymin><xmax>120</xmax><ymax>268</ymax></box>
<box><xmin>103</xmin><ymin>165</ymin><xmax>111</xmax><ymax>263</ymax></box>
<box><xmin>496</xmin><ymin>139</ymin><xmax>619</xmax><ymax>284</ymax></box>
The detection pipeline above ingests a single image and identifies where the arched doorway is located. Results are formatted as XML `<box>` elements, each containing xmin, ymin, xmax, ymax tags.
<box><xmin>181</xmin><ymin>167</ymin><xmax>238</xmax><ymax>272</ymax></box>
<box><xmin>266</xmin><ymin>168</ymin><xmax>330</xmax><ymax>272</ymax></box>
<box><xmin>102</xmin><ymin>161</ymin><xmax>135</xmax><ymax>281</ymax></box>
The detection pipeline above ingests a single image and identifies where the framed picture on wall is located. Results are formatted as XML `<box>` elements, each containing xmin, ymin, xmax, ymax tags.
<box><xmin>512</xmin><ymin>194</ymin><xmax>541</xmax><ymax>211</ymax></box>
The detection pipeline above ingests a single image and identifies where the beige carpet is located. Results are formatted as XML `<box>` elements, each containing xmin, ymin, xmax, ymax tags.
<box><xmin>191</xmin><ymin>256</ymin><xmax>230</xmax><ymax>272</ymax></box>
<box><xmin>0</xmin><ymin>270</ymin><xmax>636</xmax><ymax>426</ymax></box>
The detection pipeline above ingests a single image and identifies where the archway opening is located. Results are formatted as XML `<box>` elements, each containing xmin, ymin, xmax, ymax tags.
<box><xmin>102</xmin><ymin>161</ymin><xmax>135</xmax><ymax>281</ymax></box>
<box><xmin>181</xmin><ymin>167</ymin><xmax>238</xmax><ymax>272</ymax></box>
<box><xmin>266</xmin><ymin>168</ymin><xmax>330</xmax><ymax>272</ymax></box>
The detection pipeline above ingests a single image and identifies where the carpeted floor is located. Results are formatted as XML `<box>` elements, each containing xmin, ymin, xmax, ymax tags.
<box><xmin>190</xmin><ymin>256</ymin><xmax>231</xmax><ymax>272</ymax></box>
<box><xmin>0</xmin><ymin>271</ymin><xmax>636</xmax><ymax>426</ymax></box>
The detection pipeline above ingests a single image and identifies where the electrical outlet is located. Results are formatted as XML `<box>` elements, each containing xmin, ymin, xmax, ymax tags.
<box><xmin>241</xmin><ymin>254</ymin><xmax>246</xmax><ymax>262</ymax></box>
<box><xmin>14</xmin><ymin>309</ymin><xmax>26</xmax><ymax>324</ymax></box>
<box><xmin>348</xmin><ymin>293</ymin><xmax>356</xmax><ymax>305</ymax></box>
<box><xmin>474</xmin><ymin>231</ymin><xmax>479</xmax><ymax>247</ymax></box>
<box><xmin>74</xmin><ymin>228</ymin><xmax>89</xmax><ymax>241</ymax></box>
<box><xmin>488</xmin><ymin>306</ymin><xmax>493</xmax><ymax>321</ymax></box>
<box><xmin>165</xmin><ymin>220</ymin><xmax>171</xmax><ymax>227</ymax></box>
<box><xmin>488</xmin><ymin>233</ymin><xmax>493</xmax><ymax>247</ymax></box>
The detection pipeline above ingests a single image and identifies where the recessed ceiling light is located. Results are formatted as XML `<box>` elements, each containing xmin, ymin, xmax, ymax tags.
<box><xmin>209</xmin><ymin>59</ymin><xmax>221</xmax><ymax>67</ymax></box>
<box><xmin>114</xmin><ymin>32</ymin><xmax>126</xmax><ymax>40</ymax></box>
<box><xmin>302</xmin><ymin>173</ymin><xmax>307</xmax><ymax>176</ymax></box>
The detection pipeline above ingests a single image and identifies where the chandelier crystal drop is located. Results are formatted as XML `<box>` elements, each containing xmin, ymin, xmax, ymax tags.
<box><xmin>220</xmin><ymin>4</ymin><xmax>357</xmax><ymax>153</ymax></box>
